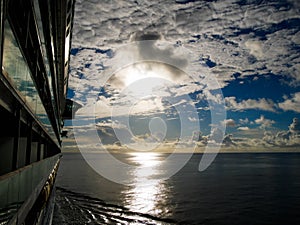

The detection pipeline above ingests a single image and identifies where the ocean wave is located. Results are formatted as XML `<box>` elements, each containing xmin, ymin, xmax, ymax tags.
<box><xmin>53</xmin><ymin>187</ymin><xmax>177</xmax><ymax>225</ymax></box>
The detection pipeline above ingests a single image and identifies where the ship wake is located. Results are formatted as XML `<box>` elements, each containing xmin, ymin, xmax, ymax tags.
<box><xmin>53</xmin><ymin>187</ymin><xmax>176</xmax><ymax>225</ymax></box>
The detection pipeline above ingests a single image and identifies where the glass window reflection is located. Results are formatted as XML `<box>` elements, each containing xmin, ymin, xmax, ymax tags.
<box><xmin>2</xmin><ymin>20</ymin><xmax>56</xmax><ymax>142</ymax></box>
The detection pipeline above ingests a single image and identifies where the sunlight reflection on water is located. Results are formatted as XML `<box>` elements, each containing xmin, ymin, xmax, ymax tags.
<box><xmin>122</xmin><ymin>152</ymin><xmax>173</xmax><ymax>216</ymax></box>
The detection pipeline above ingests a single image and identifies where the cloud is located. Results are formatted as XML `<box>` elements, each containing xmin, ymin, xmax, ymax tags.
<box><xmin>225</xmin><ymin>97</ymin><xmax>276</xmax><ymax>112</ymax></box>
<box><xmin>188</xmin><ymin>116</ymin><xmax>198</xmax><ymax>122</ymax></box>
<box><xmin>245</xmin><ymin>40</ymin><xmax>263</xmax><ymax>59</ymax></box>
<box><xmin>72</xmin><ymin>0</ymin><xmax>300</xmax><ymax>90</ymax></box>
<box><xmin>131</xmin><ymin>31</ymin><xmax>162</xmax><ymax>41</ymax></box>
<box><xmin>239</xmin><ymin>118</ymin><xmax>249</xmax><ymax>125</ymax></box>
<box><xmin>210</xmin><ymin>127</ymin><xmax>224</xmax><ymax>144</ymax></box>
<box><xmin>198</xmin><ymin>90</ymin><xmax>224</xmax><ymax>105</ymax></box>
<box><xmin>222</xmin><ymin>118</ymin><xmax>300</xmax><ymax>149</ymax></box>
<box><xmin>222</xmin><ymin>134</ymin><xmax>236</xmax><ymax>147</ymax></box>
<box><xmin>289</xmin><ymin>118</ymin><xmax>300</xmax><ymax>134</ymax></box>
<box><xmin>255</xmin><ymin>115</ymin><xmax>275</xmax><ymax>129</ymax></box>
<box><xmin>237</xmin><ymin>126</ymin><xmax>250</xmax><ymax>131</ymax></box>
<box><xmin>67</xmin><ymin>116</ymin><xmax>300</xmax><ymax>151</ymax></box>
<box><xmin>278</xmin><ymin>92</ymin><xmax>300</xmax><ymax>113</ymax></box>
<box><xmin>67</xmin><ymin>0</ymin><xmax>300</xmax><ymax>151</ymax></box>
<box><xmin>225</xmin><ymin>92</ymin><xmax>300</xmax><ymax>114</ymax></box>
<box><xmin>262</xmin><ymin>118</ymin><xmax>300</xmax><ymax>147</ymax></box>
<box><xmin>96</xmin><ymin>120</ymin><xmax>127</xmax><ymax>130</ymax></box>
<box><xmin>222</xmin><ymin>119</ymin><xmax>236</xmax><ymax>127</ymax></box>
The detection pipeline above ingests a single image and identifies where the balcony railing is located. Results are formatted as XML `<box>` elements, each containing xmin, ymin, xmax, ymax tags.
<box><xmin>0</xmin><ymin>154</ymin><xmax>60</xmax><ymax>224</ymax></box>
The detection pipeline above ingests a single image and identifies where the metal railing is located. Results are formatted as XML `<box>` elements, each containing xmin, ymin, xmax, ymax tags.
<box><xmin>0</xmin><ymin>154</ymin><xmax>60</xmax><ymax>225</ymax></box>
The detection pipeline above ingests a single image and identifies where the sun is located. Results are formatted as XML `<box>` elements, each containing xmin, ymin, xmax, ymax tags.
<box><xmin>117</xmin><ymin>61</ymin><xmax>176</xmax><ymax>87</ymax></box>
<box><xmin>122</xmin><ymin>65</ymin><xmax>146</xmax><ymax>86</ymax></box>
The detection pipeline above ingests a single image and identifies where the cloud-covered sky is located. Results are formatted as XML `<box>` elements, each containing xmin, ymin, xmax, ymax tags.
<box><xmin>65</xmin><ymin>0</ymin><xmax>300</xmax><ymax>152</ymax></box>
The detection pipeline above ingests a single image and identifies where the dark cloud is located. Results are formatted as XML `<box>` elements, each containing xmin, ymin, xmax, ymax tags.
<box><xmin>107</xmin><ymin>75</ymin><xmax>125</xmax><ymax>88</ymax></box>
<box><xmin>135</xmin><ymin>40</ymin><xmax>188</xmax><ymax>78</ymax></box>
<box><xmin>131</xmin><ymin>31</ymin><xmax>161</xmax><ymax>41</ymax></box>
<box><xmin>223</xmin><ymin>134</ymin><xmax>236</xmax><ymax>147</ymax></box>
<box><xmin>289</xmin><ymin>118</ymin><xmax>300</xmax><ymax>133</ymax></box>
<box><xmin>175</xmin><ymin>0</ymin><xmax>197</xmax><ymax>4</ymax></box>
<box><xmin>275</xmin><ymin>131</ymin><xmax>290</xmax><ymax>140</ymax></box>
<box><xmin>126</xmin><ymin>30</ymin><xmax>190</xmax><ymax>80</ymax></box>
<box><xmin>193</xmin><ymin>131</ymin><xmax>208</xmax><ymax>146</ymax></box>
<box><xmin>96</xmin><ymin>124</ymin><xmax>133</xmax><ymax>145</ymax></box>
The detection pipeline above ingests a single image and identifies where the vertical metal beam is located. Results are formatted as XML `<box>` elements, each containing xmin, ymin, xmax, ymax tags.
<box><xmin>44</xmin><ymin>142</ymin><xmax>48</xmax><ymax>158</ymax></box>
<box><xmin>0</xmin><ymin>0</ymin><xmax>6</xmax><ymax>70</ymax></box>
<box><xmin>26</xmin><ymin>119</ymin><xmax>33</xmax><ymax>165</ymax></box>
<box><xmin>12</xmin><ymin>106</ymin><xmax>20</xmax><ymax>170</ymax></box>
<box><xmin>37</xmin><ymin>131</ymin><xmax>41</xmax><ymax>161</ymax></box>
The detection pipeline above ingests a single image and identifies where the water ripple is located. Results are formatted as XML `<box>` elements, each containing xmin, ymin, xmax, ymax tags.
<box><xmin>54</xmin><ymin>187</ymin><xmax>177</xmax><ymax>225</ymax></box>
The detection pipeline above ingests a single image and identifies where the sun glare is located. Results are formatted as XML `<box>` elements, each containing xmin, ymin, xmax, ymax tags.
<box><xmin>118</xmin><ymin>62</ymin><xmax>174</xmax><ymax>87</ymax></box>
<box><xmin>122</xmin><ymin>152</ymin><xmax>169</xmax><ymax>216</ymax></box>
<box><xmin>129</xmin><ymin>152</ymin><xmax>161</xmax><ymax>167</ymax></box>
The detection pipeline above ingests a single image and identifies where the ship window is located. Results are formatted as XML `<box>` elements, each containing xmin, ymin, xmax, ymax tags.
<box><xmin>33</xmin><ymin>0</ymin><xmax>54</xmax><ymax>101</ymax></box>
<box><xmin>2</xmin><ymin>21</ymin><xmax>28</xmax><ymax>96</ymax></box>
<box><xmin>2</xmin><ymin>20</ymin><xmax>39</xmax><ymax>112</ymax></box>
<box><xmin>2</xmin><ymin>20</ymin><xmax>57</xmax><ymax>143</ymax></box>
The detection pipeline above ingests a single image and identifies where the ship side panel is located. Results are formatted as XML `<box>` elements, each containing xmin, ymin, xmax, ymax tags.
<box><xmin>0</xmin><ymin>0</ymin><xmax>75</xmax><ymax>224</ymax></box>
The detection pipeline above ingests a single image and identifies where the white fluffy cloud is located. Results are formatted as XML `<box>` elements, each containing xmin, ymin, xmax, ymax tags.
<box><xmin>71</xmin><ymin>0</ymin><xmax>300</xmax><ymax>92</ymax></box>
<box><xmin>222</xmin><ymin>119</ymin><xmax>236</xmax><ymax>127</ymax></box>
<box><xmin>262</xmin><ymin>118</ymin><xmax>300</xmax><ymax>147</ymax></box>
<box><xmin>245</xmin><ymin>40</ymin><xmax>264</xmax><ymax>59</ymax></box>
<box><xmin>225</xmin><ymin>97</ymin><xmax>276</xmax><ymax>112</ymax></box>
<box><xmin>278</xmin><ymin>92</ymin><xmax>300</xmax><ymax>113</ymax></box>
<box><xmin>225</xmin><ymin>93</ymin><xmax>300</xmax><ymax>114</ymax></box>
<box><xmin>255</xmin><ymin>115</ymin><xmax>275</xmax><ymax>129</ymax></box>
<box><xmin>237</xmin><ymin>126</ymin><xmax>250</xmax><ymax>131</ymax></box>
<box><xmin>221</xmin><ymin>118</ymin><xmax>300</xmax><ymax>149</ymax></box>
<box><xmin>239</xmin><ymin>118</ymin><xmax>250</xmax><ymax>125</ymax></box>
<box><xmin>69</xmin><ymin>0</ymin><xmax>299</xmax><ymax>117</ymax></box>
<box><xmin>66</xmin><ymin>0</ymin><xmax>300</xmax><ymax>151</ymax></box>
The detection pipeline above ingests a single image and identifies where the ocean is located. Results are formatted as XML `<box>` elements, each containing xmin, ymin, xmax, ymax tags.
<box><xmin>53</xmin><ymin>152</ymin><xmax>300</xmax><ymax>225</ymax></box>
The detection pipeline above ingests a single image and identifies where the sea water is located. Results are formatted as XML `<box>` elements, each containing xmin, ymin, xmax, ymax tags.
<box><xmin>53</xmin><ymin>152</ymin><xmax>300</xmax><ymax>224</ymax></box>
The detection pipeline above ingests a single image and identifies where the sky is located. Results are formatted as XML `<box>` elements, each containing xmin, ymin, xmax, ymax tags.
<box><xmin>64</xmin><ymin>0</ymin><xmax>300</xmax><ymax>152</ymax></box>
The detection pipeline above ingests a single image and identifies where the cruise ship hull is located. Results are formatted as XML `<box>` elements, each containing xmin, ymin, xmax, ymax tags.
<box><xmin>0</xmin><ymin>0</ymin><xmax>75</xmax><ymax>224</ymax></box>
